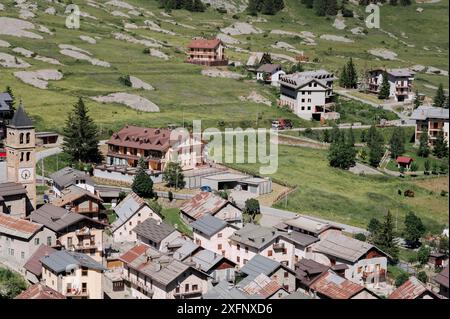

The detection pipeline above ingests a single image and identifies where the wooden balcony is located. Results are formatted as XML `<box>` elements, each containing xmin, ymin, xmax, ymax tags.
<box><xmin>362</xmin><ymin>269</ymin><xmax>386</xmax><ymax>280</ymax></box>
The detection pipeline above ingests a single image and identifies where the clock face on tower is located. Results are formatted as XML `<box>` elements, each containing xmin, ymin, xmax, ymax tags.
<box><xmin>19</xmin><ymin>168</ymin><xmax>34</xmax><ymax>182</ymax></box>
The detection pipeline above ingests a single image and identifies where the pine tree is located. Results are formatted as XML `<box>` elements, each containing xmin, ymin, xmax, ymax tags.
<box><xmin>413</xmin><ymin>89</ymin><xmax>421</xmax><ymax>109</ymax></box>
<box><xmin>325</xmin><ymin>0</ymin><xmax>338</xmax><ymax>16</ymax></box>
<box><xmin>262</xmin><ymin>0</ymin><xmax>276</xmax><ymax>14</ymax></box>
<box><xmin>433</xmin><ymin>130</ymin><xmax>449</xmax><ymax>159</ymax></box>
<box><xmin>339</xmin><ymin>65</ymin><xmax>349</xmax><ymax>88</ymax></box>
<box><xmin>374</xmin><ymin>211</ymin><xmax>399</xmax><ymax>261</ymax></box>
<box><xmin>301</xmin><ymin>0</ymin><xmax>314</xmax><ymax>8</ymax></box>
<box><xmin>348</xmin><ymin>127</ymin><xmax>355</xmax><ymax>147</ymax></box>
<box><xmin>378</xmin><ymin>71</ymin><xmax>390</xmax><ymax>100</ymax></box>
<box><xmin>314</xmin><ymin>0</ymin><xmax>327</xmax><ymax>16</ymax></box>
<box><xmin>62</xmin><ymin>98</ymin><xmax>102</xmax><ymax>163</ymax></box>
<box><xmin>434</xmin><ymin>83</ymin><xmax>446</xmax><ymax>107</ymax></box>
<box><xmin>417</xmin><ymin>132</ymin><xmax>430</xmax><ymax>157</ymax></box>
<box><xmin>247</xmin><ymin>0</ymin><xmax>260</xmax><ymax>15</ymax></box>
<box><xmin>389</xmin><ymin>127</ymin><xmax>405</xmax><ymax>159</ymax></box>
<box><xmin>368</xmin><ymin>127</ymin><xmax>385</xmax><ymax>167</ymax></box>
<box><xmin>346</xmin><ymin>58</ymin><xmax>358</xmax><ymax>89</ymax></box>
<box><xmin>163</xmin><ymin>161</ymin><xmax>185</xmax><ymax>189</ymax></box>
<box><xmin>132</xmin><ymin>158</ymin><xmax>154</xmax><ymax>198</ymax></box>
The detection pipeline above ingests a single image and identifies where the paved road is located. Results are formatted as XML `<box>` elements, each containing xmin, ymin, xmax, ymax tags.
<box><xmin>260</xmin><ymin>205</ymin><xmax>369</xmax><ymax>235</ymax></box>
<box><xmin>36</xmin><ymin>146</ymin><xmax>62</xmax><ymax>161</ymax></box>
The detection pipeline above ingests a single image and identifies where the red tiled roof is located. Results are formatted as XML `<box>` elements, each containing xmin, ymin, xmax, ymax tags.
<box><xmin>180</xmin><ymin>192</ymin><xmax>228</xmax><ymax>220</ymax></box>
<box><xmin>15</xmin><ymin>283</ymin><xmax>66</xmax><ymax>299</ymax></box>
<box><xmin>396</xmin><ymin>156</ymin><xmax>413</xmax><ymax>164</ymax></box>
<box><xmin>119</xmin><ymin>244</ymin><xmax>149</xmax><ymax>264</ymax></box>
<box><xmin>388</xmin><ymin>276</ymin><xmax>437</xmax><ymax>299</ymax></box>
<box><xmin>106</xmin><ymin>125</ymin><xmax>172</xmax><ymax>152</ymax></box>
<box><xmin>23</xmin><ymin>245</ymin><xmax>57</xmax><ymax>277</ymax></box>
<box><xmin>310</xmin><ymin>271</ymin><xmax>365</xmax><ymax>299</ymax></box>
<box><xmin>187</xmin><ymin>38</ymin><xmax>222</xmax><ymax>49</ymax></box>
<box><xmin>0</xmin><ymin>214</ymin><xmax>42</xmax><ymax>239</ymax></box>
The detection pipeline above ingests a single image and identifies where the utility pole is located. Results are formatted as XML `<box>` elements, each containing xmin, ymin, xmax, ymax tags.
<box><xmin>42</xmin><ymin>158</ymin><xmax>45</xmax><ymax>186</ymax></box>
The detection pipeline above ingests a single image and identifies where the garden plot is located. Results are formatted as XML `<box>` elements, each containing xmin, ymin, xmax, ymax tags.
<box><xmin>14</xmin><ymin>69</ymin><xmax>63</xmax><ymax>89</ymax></box>
<box><xmin>92</xmin><ymin>93</ymin><xmax>160</xmax><ymax>112</ymax></box>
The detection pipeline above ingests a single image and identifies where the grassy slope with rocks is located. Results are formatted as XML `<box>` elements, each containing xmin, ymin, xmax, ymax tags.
<box><xmin>0</xmin><ymin>0</ymin><xmax>447</xmax><ymax>134</ymax></box>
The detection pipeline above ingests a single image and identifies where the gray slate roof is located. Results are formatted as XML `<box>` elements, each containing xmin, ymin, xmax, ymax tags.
<box><xmin>280</xmin><ymin>230</ymin><xmax>320</xmax><ymax>247</ymax></box>
<box><xmin>203</xmin><ymin>281</ymin><xmax>255</xmax><ymax>299</ymax></box>
<box><xmin>410</xmin><ymin>105</ymin><xmax>449</xmax><ymax>121</ymax></box>
<box><xmin>191</xmin><ymin>249</ymin><xmax>227</xmax><ymax>273</ymax></box>
<box><xmin>240</xmin><ymin>255</ymin><xmax>281</xmax><ymax>278</ymax></box>
<box><xmin>172</xmin><ymin>240</ymin><xmax>200</xmax><ymax>261</ymax></box>
<box><xmin>112</xmin><ymin>192</ymin><xmax>149</xmax><ymax>231</ymax></box>
<box><xmin>49</xmin><ymin>167</ymin><xmax>94</xmax><ymax>189</ymax></box>
<box><xmin>229</xmin><ymin>224</ymin><xmax>280</xmax><ymax>250</ymax></box>
<box><xmin>8</xmin><ymin>105</ymin><xmax>34</xmax><ymax>128</ymax></box>
<box><xmin>256</xmin><ymin>64</ymin><xmax>281</xmax><ymax>74</ymax></box>
<box><xmin>313</xmin><ymin>232</ymin><xmax>383</xmax><ymax>263</ymax></box>
<box><xmin>40</xmin><ymin>250</ymin><xmax>105</xmax><ymax>274</ymax></box>
<box><xmin>132</xmin><ymin>218</ymin><xmax>176</xmax><ymax>244</ymax></box>
<box><xmin>191</xmin><ymin>214</ymin><xmax>227</xmax><ymax>237</ymax></box>
<box><xmin>0</xmin><ymin>92</ymin><xmax>12</xmax><ymax>112</ymax></box>
<box><xmin>29</xmin><ymin>203</ymin><xmax>86</xmax><ymax>232</ymax></box>
<box><xmin>0</xmin><ymin>182</ymin><xmax>28</xmax><ymax>198</ymax></box>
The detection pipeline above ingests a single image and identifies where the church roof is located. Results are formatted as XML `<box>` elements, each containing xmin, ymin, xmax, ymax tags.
<box><xmin>8</xmin><ymin>104</ymin><xmax>34</xmax><ymax>128</ymax></box>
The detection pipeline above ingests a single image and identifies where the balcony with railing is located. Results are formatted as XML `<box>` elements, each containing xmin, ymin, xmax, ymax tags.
<box><xmin>122</xmin><ymin>274</ymin><xmax>154</xmax><ymax>296</ymax></box>
<box><xmin>65</xmin><ymin>287</ymin><xmax>89</xmax><ymax>297</ymax></box>
<box><xmin>273</xmin><ymin>243</ymin><xmax>285</xmax><ymax>251</ymax></box>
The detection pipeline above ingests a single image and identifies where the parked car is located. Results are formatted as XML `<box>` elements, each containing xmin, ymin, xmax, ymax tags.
<box><xmin>200</xmin><ymin>186</ymin><xmax>212</xmax><ymax>192</ymax></box>
<box><xmin>271</xmin><ymin>119</ymin><xmax>293</xmax><ymax>130</ymax></box>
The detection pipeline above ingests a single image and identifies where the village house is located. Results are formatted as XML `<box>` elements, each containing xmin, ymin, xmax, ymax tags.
<box><xmin>188</xmin><ymin>249</ymin><xmax>236</xmax><ymax>284</ymax></box>
<box><xmin>105</xmin><ymin>125</ymin><xmax>204</xmax><ymax>172</ymax></box>
<box><xmin>111</xmin><ymin>192</ymin><xmax>162</xmax><ymax>244</ymax></box>
<box><xmin>308</xmin><ymin>269</ymin><xmax>379</xmax><ymax>299</ymax></box>
<box><xmin>180</xmin><ymin>192</ymin><xmax>242</xmax><ymax>227</ymax></box>
<box><xmin>367</xmin><ymin>68</ymin><xmax>415</xmax><ymax>102</ymax></box>
<box><xmin>29</xmin><ymin>204</ymin><xmax>106</xmax><ymax>262</ymax></box>
<box><xmin>41</xmin><ymin>250</ymin><xmax>105</xmax><ymax>299</ymax></box>
<box><xmin>202</xmin><ymin>280</ymin><xmax>257</xmax><ymax>299</ymax></box>
<box><xmin>186</xmin><ymin>38</ymin><xmax>227</xmax><ymax>66</ymax></box>
<box><xmin>239</xmin><ymin>273</ymin><xmax>289</xmax><ymax>299</ymax></box>
<box><xmin>23</xmin><ymin>244</ymin><xmax>57</xmax><ymax>284</ymax></box>
<box><xmin>165</xmin><ymin>236</ymin><xmax>201</xmax><ymax>259</ymax></box>
<box><xmin>388</xmin><ymin>276</ymin><xmax>440</xmax><ymax>299</ymax></box>
<box><xmin>434</xmin><ymin>266</ymin><xmax>449</xmax><ymax>298</ymax></box>
<box><xmin>428</xmin><ymin>252</ymin><xmax>448</xmax><ymax>268</ymax></box>
<box><xmin>0</xmin><ymin>213</ymin><xmax>55</xmax><ymax>272</ymax></box>
<box><xmin>15</xmin><ymin>282</ymin><xmax>66</xmax><ymax>299</ymax></box>
<box><xmin>277</xmin><ymin>215</ymin><xmax>342</xmax><ymax>239</ymax></box>
<box><xmin>0</xmin><ymin>181</ymin><xmax>32</xmax><ymax>218</ymax></box>
<box><xmin>256</xmin><ymin>64</ymin><xmax>285</xmax><ymax>86</ymax></box>
<box><xmin>228</xmin><ymin>224</ymin><xmax>296</xmax><ymax>268</ymax></box>
<box><xmin>191</xmin><ymin>214</ymin><xmax>238</xmax><ymax>258</ymax></box>
<box><xmin>309</xmin><ymin>232</ymin><xmax>389</xmax><ymax>286</ymax></box>
<box><xmin>246</xmin><ymin>52</ymin><xmax>272</xmax><ymax>71</ymax></box>
<box><xmin>120</xmin><ymin>244</ymin><xmax>209</xmax><ymax>299</ymax></box>
<box><xmin>133</xmin><ymin>218</ymin><xmax>182</xmax><ymax>250</ymax></box>
<box><xmin>411</xmin><ymin>105</ymin><xmax>449</xmax><ymax>147</ymax></box>
<box><xmin>238</xmin><ymin>254</ymin><xmax>296</xmax><ymax>293</ymax></box>
<box><xmin>294</xmin><ymin>258</ymin><xmax>330</xmax><ymax>295</ymax></box>
<box><xmin>51</xmin><ymin>185</ymin><xmax>105</xmax><ymax>221</ymax></box>
<box><xmin>278</xmin><ymin>70</ymin><xmax>336</xmax><ymax>121</ymax></box>
<box><xmin>49</xmin><ymin>167</ymin><xmax>95</xmax><ymax>197</ymax></box>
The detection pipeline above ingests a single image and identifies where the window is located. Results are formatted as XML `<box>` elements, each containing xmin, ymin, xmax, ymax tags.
<box><xmin>245</xmin><ymin>246</ymin><xmax>249</xmax><ymax>253</ymax></box>
<box><xmin>26</xmin><ymin>133</ymin><xmax>31</xmax><ymax>144</ymax></box>
<box><xmin>283</xmin><ymin>248</ymin><xmax>287</xmax><ymax>255</ymax></box>
<box><xmin>284</xmin><ymin>272</ymin><xmax>289</xmax><ymax>278</ymax></box>
<box><xmin>20</xmin><ymin>133</ymin><xmax>24</xmax><ymax>144</ymax></box>
<box><xmin>81</xmin><ymin>267</ymin><xmax>88</xmax><ymax>276</ymax></box>
<box><xmin>218</xmin><ymin>244</ymin><xmax>222</xmax><ymax>250</ymax></box>
<box><xmin>301</xmin><ymin>98</ymin><xmax>305</xmax><ymax>103</ymax></box>
<box><xmin>301</xmin><ymin>106</ymin><xmax>305</xmax><ymax>111</ymax></box>
<box><xmin>192</xmin><ymin>284</ymin><xmax>198</xmax><ymax>291</ymax></box>
<box><xmin>175</xmin><ymin>287</ymin><xmax>180</xmax><ymax>293</ymax></box>
<box><xmin>129</xmin><ymin>221</ymin><xmax>132</xmax><ymax>226</ymax></box>
<box><xmin>243</xmin><ymin>259</ymin><xmax>248</xmax><ymax>264</ymax></box>
<box><xmin>26</xmin><ymin>152</ymin><xmax>30</xmax><ymax>162</ymax></box>
<box><xmin>236</xmin><ymin>244</ymin><xmax>240</xmax><ymax>251</ymax></box>
<box><xmin>237</xmin><ymin>256</ymin><xmax>240</xmax><ymax>263</ymax></box>
<box><xmin>10</xmin><ymin>249</ymin><xmax>14</xmax><ymax>256</ymax></box>
<box><xmin>34</xmin><ymin>238</ymin><xmax>40</xmax><ymax>245</ymax></box>
<box><xmin>82</xmin><ymin>282</ymin><xmax>87</xmax><ymax>293</ymax></box>
<box><xmin>185</xmin><ymin>284</ymin><xmax>189</xmax><ymax>292</ymax></box>
<box><xmin>307</xmin><ymin>99</ymin><xmax>311</xmax><ymax>103</ymax></box>
<box><xmin>268</xmin><ymin>250</ymin><xmax>273</xmax><ymax>257</ymax></box>
<box><xmin>20</xmin><ymin>152</ymin><xmax>24</xmax><ymax>162</ymax></box>
<box><xmin>47</xmin><ymin>236</ymin><xmax>52</xmax><ymax>246</ymax></box>
<box><xmin>21</xmin><ymin>252</ymin><xmax>25</xmax><ymax>259</ymax></box>
<box><xmin>138</xmin><ymin>213</ymin><xmax>141</xmax><ymax>217</ymax></box>
<box><xmin>307</xmin><ymin>106</ymin><xmax>311</xmax><ymax>111</ymax></box>
<box><xmin>218</xmin><ymin>233</ymin><xmax>222</xmax><ymax>238</ymax></box>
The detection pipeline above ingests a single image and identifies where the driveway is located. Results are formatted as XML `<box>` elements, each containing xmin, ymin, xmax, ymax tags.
<box><xmin>260</xmin><ymin>205</ymin><xmax>369</xmax><ymax>235</ymax></box>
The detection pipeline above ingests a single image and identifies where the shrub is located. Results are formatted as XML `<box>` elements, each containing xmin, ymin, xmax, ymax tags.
<box><xmin>417</xmin><ymin>271</ymin><xmax>427</xmax><ymax>283</ymax></box>
<box><xmin>354</xmin><ymin>233</ymin><xmax>367</xmax><ymax>241</ymax></box>
<box><xmin>395</xmin><ymin>272</ymin><xmax>409</xmax><ymax>287</ymax></box>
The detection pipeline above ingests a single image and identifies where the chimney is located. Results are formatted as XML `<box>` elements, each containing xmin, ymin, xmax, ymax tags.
<box><xmin>157</xmin><ymin>220</ymin><xmax>162</xmax><ymax>226</ymax></box>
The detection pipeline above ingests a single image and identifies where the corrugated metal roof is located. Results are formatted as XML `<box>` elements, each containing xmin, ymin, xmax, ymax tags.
<box><xmin>389</xmin><ymin>276</ymin><xmax>437</xmax><ymax>299</ymax></box>
<box><xmin>112</xmin><ymin>192</ymin><xmax>148</xmax><ymax>231</ymax></box>
<box><xmin>310</xmin><ymin>271</ymin><xmax>365</xmax><ymax>299</ymax></box>
<box><xmin>180</xmin><ymin>192</ymin><xmax>228</xmax><ymax>220</ymax></box>
<box><xmin>229</xmin><ymin>224</ymin><xmax>279</xmax><ymax>250</ymax></box>
<box><xmin>241</xmin><ymin>273</ymin><xmax>284</xmax><ymax>298</ymax></box>
<box><xmin>240</xmin><ymin>255</ymin><xmax>281</xmax><ymax>278</ymax></box>
<box><xmin>191</xmin><ymin>249</ymin><xmax>225</xmax><ymax>273</ymax></box>
<box><xmin>0</xmin><ymin>182</ymin><xmax>28</xmax><ymax>197</ymax></box>
<box><xmin>0</xmin><ymin>214</ymin><xmax>42</xmax><ymax>239</ymax></box>
<box><xmin>191</xmin><ymin>214</ymin><xmax>227</xmax><ymax>237</ymax></box>
<box><xmin>410</xmin><ymin>105</ymin><xmax>449</xmax><ymax>121</ymax></box>
<box><xmin>29</xmin><ymin>204</ymin><xmax>87</xmax><ymax>232</ymax></box>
